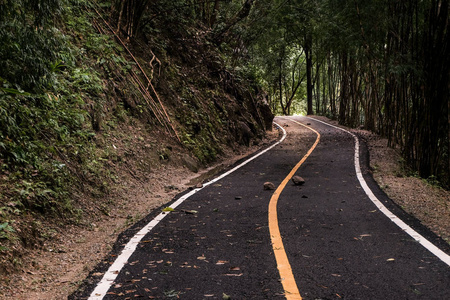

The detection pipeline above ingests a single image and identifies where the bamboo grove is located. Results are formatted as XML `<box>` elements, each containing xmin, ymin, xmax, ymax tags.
<box><xmin>239</xmin><ymin>0</ymin><xmax>449</xmax><ymax>187</ymax></box>
<box><xmin>317</xmin><ymin>0</ymin><xmax>449</xmax><ymax>186</ymax></box>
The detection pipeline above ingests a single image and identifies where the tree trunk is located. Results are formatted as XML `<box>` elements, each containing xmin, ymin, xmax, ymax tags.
<box><xmin>305</xmin><ymin>33</ymin><xmax>313</xmax><ymax>115</ymax></box>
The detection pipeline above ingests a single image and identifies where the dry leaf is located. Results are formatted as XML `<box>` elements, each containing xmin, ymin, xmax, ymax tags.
<box><xmin>387</xmin><ymin>258</ymin><xmax>395</xmax><ymax>262</ymax></box>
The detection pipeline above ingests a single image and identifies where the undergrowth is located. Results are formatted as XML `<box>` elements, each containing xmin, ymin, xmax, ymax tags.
<box><xmin>0</xmin><ymin>0</ymin><xmax>272</xmax><ymax>275</ymax></box>
<box><xmin>0</xmin><ymin>0</ymin><xmax>128</xmax><ymax>268</ymax></box>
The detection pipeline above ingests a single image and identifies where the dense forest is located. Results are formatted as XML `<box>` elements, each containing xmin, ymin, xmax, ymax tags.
<box><xmin>0</xmin><ymin>0</ymin><xmax>448</xmax><ymax>273</ymax></box>
<box><xmin>244</xmin><ymin>0</ymin><xmax>449</xmax><ymax>188</ymax></box>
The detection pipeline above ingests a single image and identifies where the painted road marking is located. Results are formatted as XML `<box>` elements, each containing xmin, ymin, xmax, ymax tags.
<box><xmin>305</xmin><ymin>116</ymin><xmax>450</xmax><ymax>267</ymax></box>
<box><xmin>88</xmin><ymin>123</ymin><xmax>287</xmax><ymax>300</ymax></box>
<box><xmin>268</xmin><ymin>118</ymin><xmax>320</xmax><ymax>300</ymax></box>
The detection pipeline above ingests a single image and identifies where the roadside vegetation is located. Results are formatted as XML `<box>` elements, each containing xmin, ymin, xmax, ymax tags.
<box><xmin>0</xmin><ymin>0</ymin><xmax>273</xmax><ymax>274</ymax></box>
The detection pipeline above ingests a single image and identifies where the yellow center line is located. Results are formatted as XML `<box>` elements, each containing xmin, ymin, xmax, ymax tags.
<box><xmin>268</xmin><ymin>119</ymin><xmax>321</xmax><ymax>300</ymax></box>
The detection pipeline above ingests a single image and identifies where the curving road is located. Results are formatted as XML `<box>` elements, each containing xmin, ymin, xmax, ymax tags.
<box><xmin>72</xmin><ymin>116</ymin><xmax>450</xmax><ymax>300</ymax></box>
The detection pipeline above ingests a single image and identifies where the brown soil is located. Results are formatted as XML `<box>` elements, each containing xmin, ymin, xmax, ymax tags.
<box><xmin>1</xmin><ymin>117</ymin><xmax>449</xmax><ymax>300</ymax></box>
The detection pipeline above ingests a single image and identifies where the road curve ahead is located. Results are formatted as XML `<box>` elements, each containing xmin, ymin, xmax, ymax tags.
<box><xmin>74</xmin><ymin>116</ymin><xmax>449</xmax><ymax>300</ymax></box>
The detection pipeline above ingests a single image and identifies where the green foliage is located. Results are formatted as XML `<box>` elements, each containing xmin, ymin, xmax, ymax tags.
<box><xmin>235</xmin><ymin>0</ymin><xmax>449</xmax><ymax>186</ymax></box>
<box><xmin>0</xmin><ymin>0</ymin><xmax>74</xmax><ymax>92</ymax></box>
<box><xmin>0</xmin><ymin>86</ymin><xmax>87</xmax><ymax>215</ymax></box>
<box><xmin>0</xmin><ymin>221</ymin><xmax>15</xmax><ymax>240</ymax></box>
<box><xmin>0</xmin><ymin>0</ymin><xmax>112</xmax><ymax>219</ymax></box>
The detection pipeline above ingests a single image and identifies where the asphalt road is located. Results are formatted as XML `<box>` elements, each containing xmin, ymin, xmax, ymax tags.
<box><xmin>72</xmin><ymin>116</ymin><xmax>450</xmax><ymax>300</ymax></box>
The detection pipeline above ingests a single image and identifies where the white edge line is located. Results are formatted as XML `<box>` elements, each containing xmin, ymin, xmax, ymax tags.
<box><xmin>88</xmin><ymin>122</ymin><xmax>287</xmax><ymax>299</ymax></box>
<box><xmin>305</xmin><ymin>116</ymin><xmax>450</xmax><ymax>267</ymax></box>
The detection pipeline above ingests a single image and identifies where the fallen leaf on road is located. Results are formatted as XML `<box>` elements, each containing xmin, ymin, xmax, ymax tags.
<box><xmin>162</xmin><ymin>207</ymin><xmax>174</xmax><ymax>212</ymax></box>
<box><xmin>223</xmin><ymin>293</ymin><xmax>231</xmax><ymax>299</ymax></box>
<box><xmin>387</xmin><ymin>258</ymin><xmax>395</xmax><ymax>262</ymax></box>
<box><xmin>229</xmin><ymin>267</ymin><xmax>240</xmax><ymax>271</ymax></box>
<box><xmin>129</xmin><ymin>260</ymin><xmax>139</xmax><ymax>266</ymax></box>
<box><xmin>224</xmin><ymin>273</ymin><xmax>243</xmax><ymax>277</ymax></box>
<box><xmin>197</xmin><ymin>256</ymin><xmax>206</xmax><ymax>260</ymax></box>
